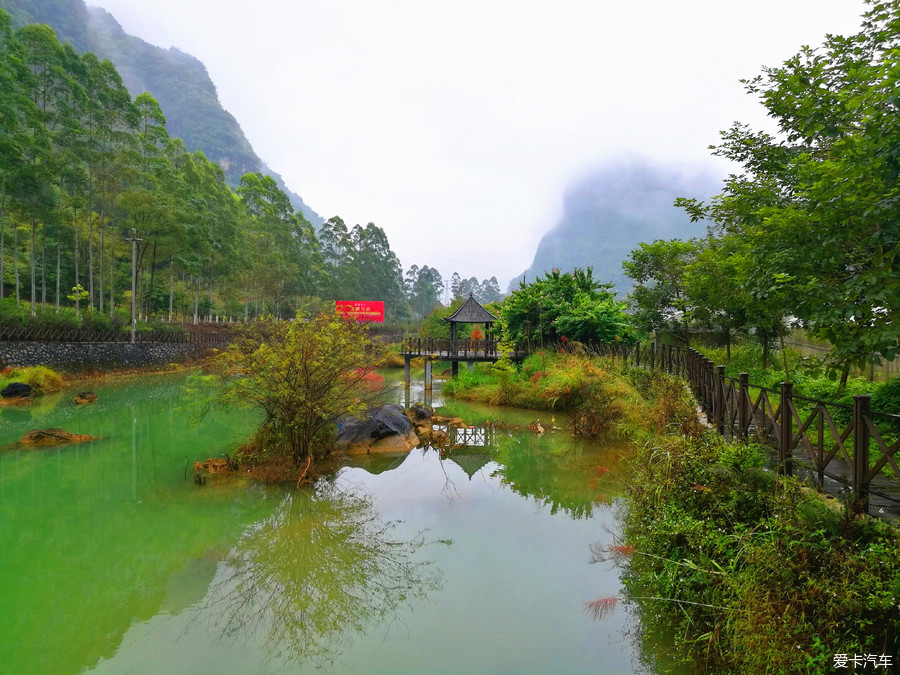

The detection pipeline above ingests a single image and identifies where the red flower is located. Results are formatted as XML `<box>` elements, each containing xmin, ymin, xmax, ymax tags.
<box><xmin>561</xmin><ymin>336</ymin><xmax>569</xmax><ymax>343</ymax></box>
<box><xmin>609</xmin><ymin>544</ymin><xmax>635</xmax><ymax>556</ymax></box>
<box><xmin>584</xmin><ymin>596</ymin><xmax>617</xmax><ymax>620</ymax></box>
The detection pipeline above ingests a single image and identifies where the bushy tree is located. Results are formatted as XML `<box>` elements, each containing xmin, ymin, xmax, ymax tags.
<box><xmin>622</xmin><ymin>239</ymin><xmax>698</xmax><ymax>344</ymax></box>
<box><xmin>405</xmin><ymin>263</ymin><xmax>443</xmax><ymax>318</ymax></box>
<box><xmin>500</xmin><ymin>267</ymin><xmax>636</xmax><ymax>347</ymax></box>
<box><xmin>211</xmin><ymin>312</ymin><xmax>387</xmax><ymax>466</ymax></box>
<box><xmin>676</xmin><ymin>0</ymin><xmax>900</xmax><ymax>392</ymax></box>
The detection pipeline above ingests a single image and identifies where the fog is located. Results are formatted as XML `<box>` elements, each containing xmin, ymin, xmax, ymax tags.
<box><xmin>515</xmin><ymin>157</ymin><xmax>721</xmax><ymax>293</ymax></box>
<box><xmin>88</xmin><ymin>0</ymin><xmax>868</xmax><ymax>287</ymax></box>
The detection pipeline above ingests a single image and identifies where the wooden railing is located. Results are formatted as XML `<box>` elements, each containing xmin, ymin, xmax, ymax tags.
<box><xmin>401</xmin><ymin>336</ymin><xmax>501</xmax><ymax>358</ymax></box>
<box><xmin>590</xmin><ymin>341</ymin><xmax>900</xmax><ymax>514</ymax></box>
<box><xmin>0</xmin><ymin>326</ymin><xmax>233</xmax><ymax>345</ymax></box>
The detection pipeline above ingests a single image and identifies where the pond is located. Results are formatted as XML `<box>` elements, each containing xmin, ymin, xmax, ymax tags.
<box><xmin>0</xmin><ymin>371</ymin><xmax>672</xmax><ymax>674</ymax></box>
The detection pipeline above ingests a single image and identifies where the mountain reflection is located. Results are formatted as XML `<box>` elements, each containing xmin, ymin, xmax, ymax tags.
<box><xmin>202</xmin><ymin>483</ymin><xmax>441</xmax><ymax>666</ymax></box>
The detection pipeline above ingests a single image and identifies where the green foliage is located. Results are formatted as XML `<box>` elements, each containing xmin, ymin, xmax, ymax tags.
<box><xmin>871</xmin><ymin>377</ymin><xmax>900</xmax><ymax>431</ymax></box>
<box><xmin>1</xmin><ymin>0</ymin><xmax>323</xmax><ymax>226</ymax></box>
<box><xmin>0</xmin><ymin>365</ymin><xmax>63</xmax><ymax>392</ymax></box>
<box><xmin>623</xmin><ymin>429</ymin><xmax>900</xmax><ymax>673</ymax></box>
<box><xmin>404</xmin><ymin>264</ymin><xmax>443</xmax><ymax>318</ymax></box>
<box><xmin>450</xmin><ymin>273</ymin><xmax>502</xmax><ymax>303</ymax></box>
<box><xmin>672</xmin><ymin>1</ymin><xmax>900</xmax><ymax>391</ymax></box>
<box><xmin>444</xmin><ymin>351</ymin><xmax>652</xmax><ymax>438</ymax></box>
<box><xmin>500</xmin><ymin>267</ymin><xmax>637</xmax><ymax>347</ymax></box>
<box><xmin>0</xmin><ymin>8</ymin><xmax>413</xmax><ymax>326</ymax></box>
<box><xmin>210</xmin><ymin>312</ymin><xmax>388</xmax><ymax>466</ymax></box>
<box><xmin>697</xmin><ymin>342</ymin><xmax>883</xmax><ymax>420</ymax></box>
<box><xmin>623</xmin><ymin>239</ymin><xmax>698</xmax><ymax>342</ymax></box>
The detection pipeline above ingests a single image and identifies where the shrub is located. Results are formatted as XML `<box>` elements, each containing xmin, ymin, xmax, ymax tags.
<box><xmin>871</xmin><ymin>377</ymin><xmax>900</xmax><ymax>432</ymax></box>
<box><xmin>0</xmin><ymin>366</ymin><xmax>64</xmax><ymax>393</ymax></box>
<box><xmin>210</xmin><ymin>312</ymin><xmax>388</xmax><ymax>467</ymax></box>
<box><xmin>623</xmin><ymin>429</ymin><xmax>900</xmax><ymax>673</ymax></box>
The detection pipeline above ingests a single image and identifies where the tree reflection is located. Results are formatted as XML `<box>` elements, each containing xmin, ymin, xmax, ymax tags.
<box><xmin>202</xmin><ymin>483</ymin><xmax>441</xmax><ymax>666</ymax></box>
<box><xmin>491</xmin><ymin>433</ymin><xmax>620</xmax><ymax>518</ymax></box>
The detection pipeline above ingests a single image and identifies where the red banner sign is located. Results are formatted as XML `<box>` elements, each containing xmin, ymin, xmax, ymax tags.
<box><xmin>335</xmin><ymin>300</ymin><xmax>385</xmax><ymax>323</ymax></box>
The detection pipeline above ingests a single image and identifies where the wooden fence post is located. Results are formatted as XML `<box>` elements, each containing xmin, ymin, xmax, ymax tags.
<box><xmin>715</xmin><ymin>365</ymin><xmax>726</xmax><ymax>434</ymax></box>
<box><xmin>817</xmin><ymin>404</ymin><xmax>825</xmax><ymax>487</ymax></box>
<box><xmin>738</xmin><ymin>373</ymin><xmax>749</xmax><ymax>442</ymax></box>
<box><xmin>779</xmin><ymin>381</ymin><xmax>793</xmax><ymax>476</ymax></box>
<box><xmin>852</xmin><ymin>395</ymin><xmax>871</xmax><ymax>513</ymax></box>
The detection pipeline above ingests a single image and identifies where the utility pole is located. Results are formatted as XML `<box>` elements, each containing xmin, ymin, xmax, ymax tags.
<box><xmin>125</xmin><ymin>228</ymin><xmax>142</xmax><ymax>343</ymax></box>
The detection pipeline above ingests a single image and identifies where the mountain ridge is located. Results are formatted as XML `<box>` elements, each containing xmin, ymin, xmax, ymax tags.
<box><xmin>513</xmin><ymin>158</ymin><xmax>721</xmax><ymax>294</ymax></box>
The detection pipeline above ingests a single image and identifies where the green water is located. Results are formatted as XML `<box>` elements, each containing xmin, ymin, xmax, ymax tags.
<box><xmin>0</xmin><ymin>373</ymin><xmax>655</xmax><ymax>674</ymax></box>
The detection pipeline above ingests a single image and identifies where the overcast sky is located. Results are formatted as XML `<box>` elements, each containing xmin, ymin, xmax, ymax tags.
<box><xmin>89</xmin><ymin>0</ymin><xmax>867</xmax><ymax>288</ymax></box>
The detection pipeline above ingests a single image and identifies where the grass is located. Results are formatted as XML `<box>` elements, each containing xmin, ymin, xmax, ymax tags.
<box><xmin>612</xmin><ymin>371</ymin><xmax>900</xmax><ymax>673</ymax></box>
<box><xmin>0</xmin><ymin>366</ymin><xmax>64</xmax><ymax>394</ymax></box>
<box><xmin>442</xmin><ymin>350</ymin><xmax>653</xmax><ymax>438</ymax></box>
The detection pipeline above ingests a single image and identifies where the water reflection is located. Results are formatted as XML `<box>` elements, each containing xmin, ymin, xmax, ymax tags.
<box><xmin>201</xmin><ymin>482</ymin><xmax>442</xmax><ymax>667</ymax></box>
<box><xmin>491</xmin><ymin>432</ymin><xmax>623</xmax><ymax>519</ymax></box>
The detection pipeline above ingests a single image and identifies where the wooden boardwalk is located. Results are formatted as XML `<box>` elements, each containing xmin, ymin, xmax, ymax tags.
<box><xmin>400</xmin><ymin>336</ymin><xmax>524</xmax><ymax>380</ymax></box>
<box><xmin>400</xmin><ymin>337</ymin><xmax>523</xmax><ymax>362</ymax></box>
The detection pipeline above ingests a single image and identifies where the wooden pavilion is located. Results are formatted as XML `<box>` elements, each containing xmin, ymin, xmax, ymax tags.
<box><xmin>442</xmin><ymin>294</ymin><xmax>498</xmax><ymax>376</ymax></box>
<box><xmin>401</xmin><ymin>294</ymin><xmax>521</xmax><ymax>388</ymax></box>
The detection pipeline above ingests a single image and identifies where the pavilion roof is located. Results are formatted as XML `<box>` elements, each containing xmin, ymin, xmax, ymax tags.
<box><xmin>447</xmin><ymin>453</ymin><xmax>493</xmax><ymax>480</ymax></box>
<box><xmin>442</xmin><ymin>294</ymin><xmax>498</xmax><ymax>324</ymax></box>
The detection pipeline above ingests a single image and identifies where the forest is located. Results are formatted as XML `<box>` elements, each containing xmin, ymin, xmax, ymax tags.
<box><xmin>0</xmin><ymin>10</ymin><xmax>505</xmax><ymax>328</ymax></box>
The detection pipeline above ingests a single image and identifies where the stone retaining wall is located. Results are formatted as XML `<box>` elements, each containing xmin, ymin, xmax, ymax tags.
<box><xmin>0</xmin><ymin>341</ymin><xmax>210</xmax><ymax>373</ymax></box>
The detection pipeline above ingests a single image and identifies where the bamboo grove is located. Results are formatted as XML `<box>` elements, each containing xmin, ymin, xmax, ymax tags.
<box><xmin>0</xmin><ymin>10</ymin><xmax>453</xmax><ymax>326</ymax></box>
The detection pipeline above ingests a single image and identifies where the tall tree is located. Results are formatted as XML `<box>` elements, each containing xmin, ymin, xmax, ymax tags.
<box><xmin>622</xmin><ymin>239</ymin><xmax>698</xmax><ymax>344</ymax></box>
<box><xmin>677</xmin><ymin>0</ymin><xmax>900</xmax><ymax>391</ymax></box>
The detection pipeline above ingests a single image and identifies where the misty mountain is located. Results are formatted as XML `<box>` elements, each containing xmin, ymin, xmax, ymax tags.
<box><xmin>1</xmin><ymin>0</ymin><xmax>322</xmax><ymax>227</ymax></box>
<box><xmin>513</xmin><ymin>159</ymin><xmax>721</xmax><ymax>294</ymax></box>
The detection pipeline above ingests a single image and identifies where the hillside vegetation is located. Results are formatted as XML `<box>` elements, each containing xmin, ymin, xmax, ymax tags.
<box><xmin>0</xmin><ymin>0</ymin><xmax>321</xmax><ymax>225</ymax></box>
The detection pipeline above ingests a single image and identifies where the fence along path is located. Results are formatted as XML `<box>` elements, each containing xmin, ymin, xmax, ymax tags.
<box><xmin>585</xmin><ymin>341</ymin><xmax>900</xmax><ymax>517</ymax></box>
<box><xmin>0</xmin><ymin>326</ymin><xmax>232</xmax><ymax>345</ymax></box>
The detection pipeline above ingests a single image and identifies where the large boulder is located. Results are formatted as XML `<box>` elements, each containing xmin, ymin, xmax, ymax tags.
<box><xmin>2</xmin><ymin>382</ymin><xmax>32</xmax><ymax>399</ymax></box>
<box><xmin>338</xmin><ymin>404</ymin><xmax>419</xmax><ymax>454</ymax></box>
<box><xmin>19</xmin><ymin>428</ymin><xmax>96</xmax><ymax>447</ymax></box>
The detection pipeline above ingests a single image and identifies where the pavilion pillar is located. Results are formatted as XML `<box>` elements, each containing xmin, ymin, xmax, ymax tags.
<box><xmin>467</xmin><ymin>361</ymin><xmax>474</xmax><ymax>372</ymax></box>
<box><xmin>403</xmin><ymin>355</ymin><xmax>411</xmax><ymax>384</ymax></box>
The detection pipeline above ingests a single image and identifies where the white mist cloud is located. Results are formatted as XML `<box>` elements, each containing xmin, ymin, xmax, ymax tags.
<box><xmin>88</xmin><ymin>0</ymin><xmax>868</xmax><ymax>287</ymax></box>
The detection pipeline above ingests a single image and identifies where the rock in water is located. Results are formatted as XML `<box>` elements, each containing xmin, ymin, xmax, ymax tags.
<box><xmin>74</xmin><ymin>392</ymin><xmax>98</xmax><ymax>404</ymax></box>
<box><xmin>2</xmin><ymin>382</ymin><xmax>32</xmax><ymax>398</ymax></box>
<box><xmin>19</xmin><ymin>428</ymin><xmax>96</xmax><ymax>447</ymax></box>
<box><xmin>338</xmin><ymin>404</ymin><xmax>419</xmax><ymax>454</ymax></box>
<box><xmin>406</xmin><ymin>404</ymin><xmax>432</xmax><ymax>424</ymax></box>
